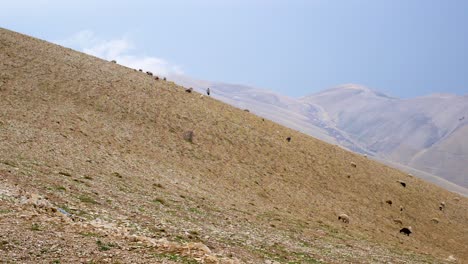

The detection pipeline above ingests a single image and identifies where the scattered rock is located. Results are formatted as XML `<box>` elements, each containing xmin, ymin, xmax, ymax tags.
<box><xmin>350</xmin><ymin>162</ymin><xmax>357</xmax><ymax>168</ymax></box>
<box><xmin>58</xmin><ymin>171</ymin><xmax>72</xmax><ymax>177</ymax></box>
<box><xmin>431</xmin><ymin>218</ymin><xmax>439</xmax><ymax>224</ymax></box>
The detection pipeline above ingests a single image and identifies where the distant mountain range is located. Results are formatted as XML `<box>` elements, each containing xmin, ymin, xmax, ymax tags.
<box><xmin>172</xmin><ymin>76</ymin><xmax>468</xmax><ymax>190</ymax></box>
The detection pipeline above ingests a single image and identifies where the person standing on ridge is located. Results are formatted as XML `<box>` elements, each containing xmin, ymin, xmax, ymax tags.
<box><xmin>206</xmin><ymin>88</ymin><xmax>211</xmax><ymax>96</ymax></box>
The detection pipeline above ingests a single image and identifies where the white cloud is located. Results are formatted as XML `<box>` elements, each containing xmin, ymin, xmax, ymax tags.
<box><xmin>56</xmin><ymin>30</ymin><xmax>183</xmax><ymax>76</ymax></box>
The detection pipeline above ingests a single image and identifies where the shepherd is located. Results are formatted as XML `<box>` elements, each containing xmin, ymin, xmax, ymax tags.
<box><xmin>206</xmin><ymin>88</ymin><xmax>211</xmax><ymax>96</ymax></box>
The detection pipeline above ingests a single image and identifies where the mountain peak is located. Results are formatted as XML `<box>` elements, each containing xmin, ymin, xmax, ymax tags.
<box><xmin>334</xmin><ymin>83</ymin><xmax>372</xmax><ymax>91</ymax></box>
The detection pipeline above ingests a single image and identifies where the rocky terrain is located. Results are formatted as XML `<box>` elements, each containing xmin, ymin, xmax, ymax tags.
<box><xmin>1</xmin><ymin>28</ymin><xmax>467</xmax><ymax>263</ymax></box>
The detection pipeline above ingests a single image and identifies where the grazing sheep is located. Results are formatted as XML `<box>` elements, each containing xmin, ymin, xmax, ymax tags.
<box><xmin>146</xmin><ymin>71</ymin><xmax>153</xmax><ymax>76</ymax></box>
<box><xmin>185</xmin><ymin>88</ymin><xmax>193</xmax><ymax>93</ymax></box>
<box><xmin>385</xmin><ymin>200</ymin><xmax>393</xmax><ymax>205</ymax></box>
<box><xmin>286</xmin><ymin>137</ymin><xmax>291</xmax><ymax>142</ymax></box>
<box><xmin>399</xmin><ymin>226</ymin><xmax>412</xmax><ymax>236</ymax></box>
<box><xmin>407</xmin><ymin>173</ymin><xmax>413</xmax><ymax>177</ymax></box>
<box><xmin>350</xmin><ymin>162</ymin><xmax>357</xmax><ymax>168</ymax></box>
<box><xmin>397</xmin><ymin>180</ymin><xmax>407</xmax><ymax>188</ymax></box>
<box><xmin>139</xmin><ymin>69</ymin><xmax>143</xmax><ymax>72</ymax></box>
<box><xmin>155</xmin><ymin>76</ymin><xmax>159</xmax><ymax>80</ymax></box>
<box><xmin>110</xmin><ymin>60</ymin><xmax>117</xmax><ymax>63</ymax></box>
<box><xmin>453</xmin><ymin>197</ymin><xmax>460</xmax><ymax>202</ymax></box>
<box><xmin>439</xmin><ymin>201</ymin><xmax>446</xmax><ymax>211</ymax></box>
<box><xmin>244</xmin><ymin>109</ymin><xmax>250</xmax><ymax>112</ymax></box>
<box><xmin>393</xmin><ymin>219</ymin><xmax>403</xmax><ymax>225</ymax></box>
<box><xmin>262</xmin><ymin>118</ymin><xmax>265</xmax><ymax>121</ymax></box>
<box><xmin>206</xmin><ymin>88</ymin><xmax>210</xmax><ymax>95</ymax></box>
<box><xmin>183</xmin><ymin>131</ymin><xmax>194</xmax><ymax>143</ymax></box>
<box><xmin>338</xmin><ymin>213</ymin><xmax>350</xmax><ymax>223</ymax></box>
<box><xmin>363</xmin><ymin>154</ymin><xmax>368</xmax><ymax>158</ymax></box>
<box><xmin>431</xmin><ymin>218</ymin><xmax>439</xmax><ymax>224</ymax></box>
<box><xmin>163</xmin><ymin>77</ymin><xmax>167</xmax><ymax>81</ymax></box>
<box><xmin>446</xmin><ymin>255</ymin><xmax>457</xmax><ymax>262</ymax></box>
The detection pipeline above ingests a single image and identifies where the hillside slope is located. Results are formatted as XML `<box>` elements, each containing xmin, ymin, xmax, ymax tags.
<box><xmin>1</xmin><ymin>28</ymin><xmax>467</xmax><ymax>263</ymax></box>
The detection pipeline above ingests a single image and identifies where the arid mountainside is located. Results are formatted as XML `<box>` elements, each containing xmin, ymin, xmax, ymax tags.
<box><xmin>1</xmin><ymin>28</ymin><xmax>467</xmax><ymax>263</ymax></box>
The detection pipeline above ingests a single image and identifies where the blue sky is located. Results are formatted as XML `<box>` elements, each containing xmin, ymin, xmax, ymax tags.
<box><xmin>1</xmin><ymin>0</ymin><xmax>468</xmax><ymax>98</ymax></box>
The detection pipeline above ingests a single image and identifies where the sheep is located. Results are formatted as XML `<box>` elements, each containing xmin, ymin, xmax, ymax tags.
<box><xmin>393</xmin><ymin>219</ymin><xmax>403</xmax><ymax>225</ymax></box>
<box><xmin>431</xmin><ymin>218</ymin><xmax>439</xmax><ymax>224</ymax></box>
<box><xmin>338</xmin><ymin>213</ymin><xmax>350</xmax><ymax>223</ymax></box>
<box><xmin>439</xmin><ymin>201</ymin><xmax>446</xmax><ymax>211</ymax></box>
<box><xmin>183</xmin><ymin>131</ymin><xmax>194</xmax><ymax>143</ymax></box>
<box><xmin>399</xmin><ymin>226</ymin><xmax>412</xmax><ymax>236</ymax></box>
<box><xmin>244</xmin><ymin>109</ymin><xmax>250</xmax><ymax>112</ymax></box>
<box><xmin>286</xmin><ymin>137</ymin><xmax>291</xmax><ymax>142</ymax></box>
<box><xmin>350</xmin><ymin>162</ymin><xmax>357</xmax><ymax>168</ymax></box>
<box><xmin>185</xmin><ymin>88</ymin><xmax>193</xmax><ymax>93</ymax></box>
<box><xmin>400</xmin><ymin>205</ymin><xmax>404</xmax><ymax>213</ymax></box>
<box><xmin>139</xmin><ymin>69</ymin><xmax>143</xmax><ymax>72</ymax></box>
<box><xmin>453</xmin><ymin>197</ymin><xmax>460</xmax><ymax>202</ymax></box>
<box><xmin>385</xmin><ymin>200</ymin><xmax>393</xmax><ymax>205</ymax></box>
<box><xmin>146</xmin><ymin>71</ymin><xmax>153</xmax><ymax>76</ymax></box>
<box><xmin>110</xmin><ymin>60</ymin><xmax>117</xmax><ymax>63</ymax></box>
<box><xmin>163</xmin><ymin>77</ymin><xmax>167</xmax><ymax>81</ymax></box>
<box><xmin>397</xmin><ymin>180</ymin><xmax>406</xmax><ymax>188</ymax></box>
<box><xmin>206</xmin><ymin>88</ymin><xmax>211</xmax><ymax>95</ymax></box>
<box><xmin>155</xmin><ymin>76</ymin><xmax>159</xmax><ymax>80</ymax></box>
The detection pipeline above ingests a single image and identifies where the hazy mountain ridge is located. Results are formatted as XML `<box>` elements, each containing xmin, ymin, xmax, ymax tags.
<box><xmin>302</xmin><ymin>87</ymin><xmax>468</xmax><ymax>187</ymax></box>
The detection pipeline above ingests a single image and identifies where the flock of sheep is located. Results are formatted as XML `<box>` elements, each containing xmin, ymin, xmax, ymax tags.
<box><xmin>113</xmin><ymin>59</ymin><xmax>456</xmax><ymax>240</ymax></box>
<box><xmin>337</xmin><ymin>162</ymin><xmax>453</xmax><ymax>237</ymax></box>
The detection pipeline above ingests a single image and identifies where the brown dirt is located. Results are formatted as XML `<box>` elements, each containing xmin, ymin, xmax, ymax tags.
<box><xmin>0</xmin><ymin>27</ymin><xmax>467</xmax><ymax>263</ymax></box>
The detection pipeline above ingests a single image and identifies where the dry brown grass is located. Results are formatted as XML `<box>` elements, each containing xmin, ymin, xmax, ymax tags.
<box><xmin>0</xmin><ymin>27</ymin><xmax>467</xmax><ymax>263</ymax></box>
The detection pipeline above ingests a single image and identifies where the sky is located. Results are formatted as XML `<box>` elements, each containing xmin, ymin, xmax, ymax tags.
<box><xmin>1</xmin><ymin>0</ymin><xmax>468</xmax><ymax>98</ymax></box>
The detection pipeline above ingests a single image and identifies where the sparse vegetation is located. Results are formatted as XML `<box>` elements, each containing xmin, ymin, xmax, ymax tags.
<box><xmin>0</xmin><ymin>27</ymin><xmax>466</xmax><ymax>264</ymax></box>
<box><xmin>78</xmin><ymin>195</ymin><xmax>98</xmax><ymax>204</ymax></box>
<box><xmin>152</xmin><ymin>253</ymin><xmax>198</xmax><ymax>264</ymax></box>
<box><xmin>152</xmin><ymin>198</ymin><xmax>166</xmax><ymax>205</ymax></box>
<box><xmin>30</xmin><ymin>223</ymin><xmax>41</xmax><ymax>231</ymax></box>
<box><xmin>96</xmin><ymin>240</ymin><xmax>117</xmax><ymax>251</ymax></box>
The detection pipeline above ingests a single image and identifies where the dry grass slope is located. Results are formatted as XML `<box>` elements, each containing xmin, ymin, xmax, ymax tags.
<box><xmin>0</xmin><ymin>28</ymin><xmax>467</xmax><ymax>263</ymax></box>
